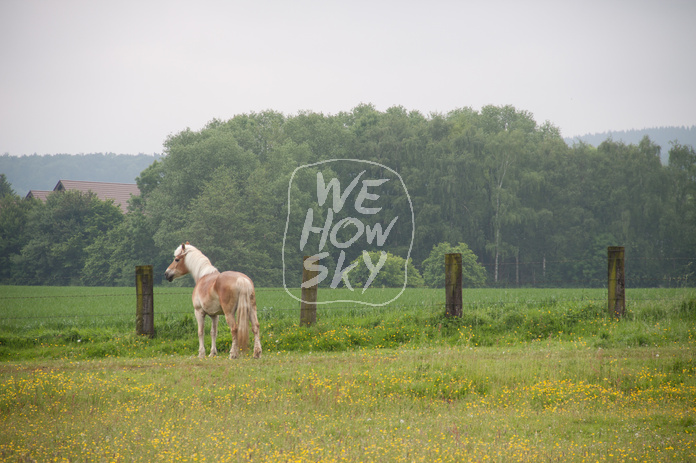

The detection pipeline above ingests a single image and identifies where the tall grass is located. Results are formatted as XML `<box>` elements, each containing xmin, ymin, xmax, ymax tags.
<box><xmin>0</xmin><ymin>286</ymin><xmax>694</xmax><ymax>360</ymax></box>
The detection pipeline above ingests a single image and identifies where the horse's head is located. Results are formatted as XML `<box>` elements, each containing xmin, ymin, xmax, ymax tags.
<box><xmin>164</xmin><ymin>242</ymin><xmax>191</xmax><ymax>282</ymax></box>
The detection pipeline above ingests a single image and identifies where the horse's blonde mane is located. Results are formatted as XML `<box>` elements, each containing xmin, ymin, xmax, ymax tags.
<box><xmin>175</xmin><ymin>244</ymin><xmax>218</xmax><ymax>281</ymax></box>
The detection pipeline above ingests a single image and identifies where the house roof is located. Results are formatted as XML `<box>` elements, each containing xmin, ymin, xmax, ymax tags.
<box><xmin>25</xmin><ymin>190</ymin><xmax>52</xmax><ymax>201</ymax></box>
<box><xmin>24</xmin><ymin>180</ymin><xmax>140</xmax><ymax>213</ymax></box>
<box><xmin>53</xmin><ymin>180</ymin><xmax>140</xmax><ymax>213</ymax></box>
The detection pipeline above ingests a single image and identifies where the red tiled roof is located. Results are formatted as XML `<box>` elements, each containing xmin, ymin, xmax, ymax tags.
<box><xmin>53</xmin><ymin>180</ymin><xmax>140</xmax><ymax>213</ymax></box>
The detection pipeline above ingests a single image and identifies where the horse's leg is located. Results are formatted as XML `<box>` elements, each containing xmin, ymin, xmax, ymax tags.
<box><xmin>250</xmin><ymin>305</ymin><xmax>262</xmax><ymax>359</ymax></box>
<box><xmin>223</xmin><ymin>309</ymin><xmax>239</xmax><ymax>359</ymax></box>
<box><xmin>209</xmin><ymin>315</ymin><xmax>219</xmax><ymax>357</ymax></box>
<box><xmin>194</xmin><ymin>310</ymin><xmax>206</xmax><ymax>359</ymax></box>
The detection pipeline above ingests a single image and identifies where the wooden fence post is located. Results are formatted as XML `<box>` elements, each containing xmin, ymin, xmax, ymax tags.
<box><xmin>607</xmin><ymin>246</ymin><xmax>625</xmax><ymax>318</ymax></box>
<box><xmin>445</xmin><ymin>253</ymin><xmax>463</xmax><ymax>318</ymax></box>
<box><xmin>300</xmin><ymin>256</ymin><xmax>318</xmax><ymax>326</ymax></box>
<box><xmin>136</xmin><ymin>265</ymin><xmax>155</xmax><ymax>337</ymax></box>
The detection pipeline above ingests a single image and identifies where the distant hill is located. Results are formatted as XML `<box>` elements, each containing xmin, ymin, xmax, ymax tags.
<box><xmin>564</xmin><ymin>126</ymin><xmax>696</xmax><ymax>164</ymax></box>
<box><xmin>0</xmin><ymin>153</ymin><xmax>162</xmax><ymax>197</ymax></box>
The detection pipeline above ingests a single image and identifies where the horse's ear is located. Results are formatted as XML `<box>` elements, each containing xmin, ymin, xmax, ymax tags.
<box><xmin>185</xmin><ymin>241</ymin><xmax>190</xmax><ymax>245</ymax></box>
<box><xmin>181</xmin><ymin>242</ymin><xmax>186</xmax><ymax>251</ymax></box>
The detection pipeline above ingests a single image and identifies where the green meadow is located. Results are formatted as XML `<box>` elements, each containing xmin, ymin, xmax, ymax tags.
<box><xmin>1</xmin><ymin>286</ymin><xmax>695</xmax><ymax>461</ymax></box>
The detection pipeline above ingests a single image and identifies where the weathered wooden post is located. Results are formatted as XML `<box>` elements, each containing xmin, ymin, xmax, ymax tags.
<box><xmin>445</xmin><ymin>253</ymin><xmax>463</xmax><ymax>317</ymax></box>
<box><xmin>136</xmin><ymin>265</ymin><xmax>155</xmax><ymax>337</ymax></box>
<box><xmin>607</xmin><ymin>246</ymin><xmax>625</xmax><ymax>318</ymax></box>
<box><xmin>300</xmin><ymin>256</ymin><xmax>318</xmax><ymax>326</ymax></box>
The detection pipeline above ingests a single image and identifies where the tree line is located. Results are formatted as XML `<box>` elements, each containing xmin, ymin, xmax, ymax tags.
<box><xmin>1</xmin><ymin>104</ymin><xmax>694</xmax><ymax>288</ymax></box>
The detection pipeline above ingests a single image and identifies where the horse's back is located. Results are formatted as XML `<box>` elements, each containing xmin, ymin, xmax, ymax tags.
<box><xmin>216</xmin><ymin>271</ymin><xmax>254</xmax><ymax>288</ymax></box>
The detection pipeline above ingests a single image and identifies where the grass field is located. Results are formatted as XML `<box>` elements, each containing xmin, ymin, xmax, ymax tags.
<box><xmin>1</xmin><ymin>286</ymin><xmax>695</xmax><ymax>461</ymax></box>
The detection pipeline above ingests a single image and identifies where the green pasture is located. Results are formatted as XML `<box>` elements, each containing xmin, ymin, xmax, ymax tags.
<box><xmin>0</xmin><ymin>286</ymin><xmax>695</xmax><ymax>461</ymax></box>
<box><xmin>0</xmin><ymin>286</ymin><xmax>694</xmax><ymax>360</ymax></box>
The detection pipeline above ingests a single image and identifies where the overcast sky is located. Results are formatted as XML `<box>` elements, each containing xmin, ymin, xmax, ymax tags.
<box><xmin>1</xmin><ymin>0</ymin><xmax>694</xmax><ymax>156</ymax></box>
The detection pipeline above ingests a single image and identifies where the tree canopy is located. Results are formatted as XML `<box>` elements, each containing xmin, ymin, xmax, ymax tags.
<box><xmin>1</xmin><ymin>105</ymin><xmax>694</xmax><ymax>287</ymax></box>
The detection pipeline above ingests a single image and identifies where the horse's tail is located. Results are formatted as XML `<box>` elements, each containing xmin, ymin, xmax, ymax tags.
<box><xmin>235</xmin><ymin>277</ymin><xmax>253</xmax><ymax>352</ymax></box>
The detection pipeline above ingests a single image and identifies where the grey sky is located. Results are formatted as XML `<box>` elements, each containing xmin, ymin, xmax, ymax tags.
<box><xmin>1</xmin><ymin>0</ymin><xmax>694</xmax><ymax>155</ymax></box>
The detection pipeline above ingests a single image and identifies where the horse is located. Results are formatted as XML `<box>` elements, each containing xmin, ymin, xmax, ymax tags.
<box><xmin>164</xmin><ymin>242</ymin><xmax>262</xmax><ymax>359</ymax></box>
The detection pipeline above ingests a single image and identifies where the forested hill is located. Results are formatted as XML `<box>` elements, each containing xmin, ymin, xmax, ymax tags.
<box><xmin>0</xmin><ymin>153</ymin><xmax>162</xmax><ymax>196</ymax></box>
<box><xmin>565</xmin><ymin>126</ymin><xmax>696</xmax><ymax>164</ymax></box>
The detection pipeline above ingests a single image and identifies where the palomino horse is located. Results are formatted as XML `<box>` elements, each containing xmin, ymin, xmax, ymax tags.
<box><xmin>164</xmin><ymin>242</ymin><xmax>262</xmax><ymax>359</ymax></box>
